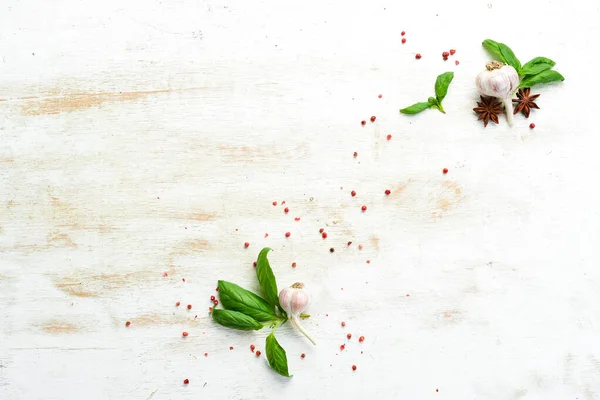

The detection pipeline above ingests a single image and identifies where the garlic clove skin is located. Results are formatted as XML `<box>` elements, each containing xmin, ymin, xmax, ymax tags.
<box><xmin>475</xmin><ymin>62</ymin><xmax>519</xmax><ymax>126</ymax></box>
<box><xmin>475</xmin><ymin>63</ymin><xmax>519</xmax><ymax>99</ymax></box>
<box><xmin>279</xmin><ymin>282</ymin><xmax>316</xmax><ymax>345</ymax></box>
<box><xmin>279</xmin><ymin>282</ymin><xmax>310</xmax><ymax>316</ymax></box>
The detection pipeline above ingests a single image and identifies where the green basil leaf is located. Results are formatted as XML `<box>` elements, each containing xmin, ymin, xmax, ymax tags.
<box><xmin>266</xmin><ymin>331</ymin><xmax>291</xmax><ymax>377</ymax></box>
<box><xmin>218</xmin><ymin>280</ymin><xmax>277</xmax><ymax>322</ymax></box>
<box><xmin>400</xmin><ymin>101</ymin><xmax>433</xmax><ymax>115</ymax></box>
<box><xmin>427</xmin><ymin>97</ymin><xmax>439</xmax><ymax>107</ymax></box>
<box><xmin>434</xmin><ymin>71</ymin><xmax>454</xmax><ymax>103</ymax></box>
<box><xmin>520</xmin><ymin>57</ymin><xmax>556</xmax><ymax>76</ymax></box>
<box><xmin>256</xmin><ymin>247</ymin><xmax>279</xmax><ymax>308</ymax></box>
<box><xmin>497</xmin><ymin>42</ymin><xmax>521</xmax><ymax>71</ymax></box>
<box><xmin>519</xmin><ymin>70</ymin><xmax>565</xmax><ymax>88</ymax></box>
<box><xmin>482</xmin><ymin>39</ymin><xmax>504</xmax><ymax>61</ymax></box>
<box><xmin>212</xmin><ymin>309</ymin><xmax>264</xmax><ymax>331</ymax></box>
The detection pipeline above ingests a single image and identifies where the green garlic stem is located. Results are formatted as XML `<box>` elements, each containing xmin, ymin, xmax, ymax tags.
<box><xmin>290</xmin><ymin>316</ymin><xmax>316</xmax><ymax>345</ymax></box>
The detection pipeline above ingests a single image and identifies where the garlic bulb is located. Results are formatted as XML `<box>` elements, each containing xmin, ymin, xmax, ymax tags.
<box><xmin>475</xmin><ymin>61</ymin><xmax>519</xmax><ymax>126</ymax></box>
<box><xmin>279</xmin><ymin>282</ymin><xmax>316</xmax><ymax>345</ymax></box>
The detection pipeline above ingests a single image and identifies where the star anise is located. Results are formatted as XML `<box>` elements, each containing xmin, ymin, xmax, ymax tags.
<box><xmin>473</xmin><ymin>95</ymin><xmax>504</xmax><ymax>127</ymax></box>
<box><xmin>512</xmin><ymin>88</ymin><xmax>540</xmax><ymax>118</ymax></box>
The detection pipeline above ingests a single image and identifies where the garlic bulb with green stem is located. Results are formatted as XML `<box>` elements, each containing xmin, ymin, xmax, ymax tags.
<box><xmin>475</xmin><ymin>61</ymin><xmax>519</xmax><ymax>126</ymax></box>
<box><xmin>279</xmin><ymin>282</ymin><xmax>316</xmax><ymax>345</ymax></box>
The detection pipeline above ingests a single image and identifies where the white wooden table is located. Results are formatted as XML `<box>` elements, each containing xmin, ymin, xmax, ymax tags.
<box><xmin>1</xmin><ymin>0</ymin><xmax>599</xmax><ymax>399</ymax></box>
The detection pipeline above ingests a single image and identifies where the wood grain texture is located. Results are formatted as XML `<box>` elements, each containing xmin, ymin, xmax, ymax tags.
<box><xmin>1</xmin><ymin>0</ymin><xmax>600</xmax><ymax>399</ymax></box>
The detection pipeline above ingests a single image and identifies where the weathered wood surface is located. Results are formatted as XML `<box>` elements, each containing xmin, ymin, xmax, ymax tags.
<box><xmin>1</xmin><ymin>0</ymin><xmax>599</xmax><ymax>399</ymax></box>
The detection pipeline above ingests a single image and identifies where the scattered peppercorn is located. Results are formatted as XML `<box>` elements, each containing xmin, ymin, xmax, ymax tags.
<box><xmin>450</xmin><ymin>49</ymin><xmax>456</xmax><ymax>55</ymax></box>
<box><xmin>176</xmin><ymin>301</ymin><xmax>180</xmax><ymax>306</ymax></box>
<box><xmin>284</xmin><ymin>207</ymin><xmax>289</xmax><ymax>213</ymax></box>
<box><xmin>361</xmin><ymin>205</ymin><xmax>367</xmax><ymax>212</ymax></box>
<box><xmin>319</xmin><ymin>228</ymin><xmax>324</xmax><ymax>233</ymax></box>
<box><xmin>443</xmin><ymin>56</ymin><xmax>448</xmax><ymax>61</ymax></box>
<box><xmin>244</xmin><ymin>242</ymin><xmax>249</xmax><ymax>248</ymax></box>
<box><xmin>250</xmin><ymin>344</ymin><xmax>255</xmax><ymax>352</ymax></box>
<box><xmin>322</xmin><ymin>232</ymin><xmax>328</xmax><ymax>239</ymax></box>
<box><xmin>213</xmin><ymin>300</ymin><xmax>218</xmax><ymax>305</ymax></box>
<box><xmin>347</xmin><ymin>333</ymin><xmax>352</xmax><ymax>339</ymax></box>
<box><xmin>230</xmin><ymin>346</ymin><xmax>233</xmax><ymax>350</ymax></box>
<box><xmin>442</xmin><ymin>51</ymin><xmax>449</xmax><ymax>58</ymax></box>
<box><xmin>347</xmin><ymin>241</ymin><xmax>352</xmax><ymax>246</ymax></box>
<box><xmin>361</xmin><ymin>120</ymin><xmax>366</xmax><ymax>126</ymax></box>
<box><xmin>353</xmin><ymin>151</ymin><xmax>358</xmax><ymax>157</ymax></box>
<box><xmin>125</xmin><ymin>321</ymin><xmax>131</xmax><ymax>327</ymax></box>
<box><xmin>182</xmin><ymin>331</ymin><xmax>188</xmax><ymax>337</ymax></box>
<box><xmin>415</xmin><ymin>53</ymin><xmax>422</xmax><ymax>59</ymax></box>
<box><xmin>285</xmin><ymin>232</ymin><xmax>291</xmax><ymax>238</ymax></box>
<box><xmin>330</xmin><ymin>248</ymin><xmax>335</xmax><ymax>253</ymax></box>
<box><xmin>370</xmin><ymin>116</ymin><xmax>376</xmax><ymax>122</ymax></box>
<box><xmin>359</xmin><ymin>336</ymin><xmax>365</xmax><ymax>342</ymax></box>
<box><xmin>358</xmin><ymin>244</ymin><xmax>363</xmax><ymax>249</ymax></box>
<box><xmin>443</xmin><ymin>168</ymin><xmax>448</xmax><ymax>174</ymax></box>
<box><xmin>253</xmin><ymin>261</ymin><xmax>257</xmax><ymax>267</ymax></box>
<box><xmin>351</xmin><ymin>190</ymin><xmax>356</xmax><ymax>197</ymax></box>
<box><xmin>255</xmin><ymin>350</ymin><xmax>261</xmax><ymax>357</ymax></box>
<box><xmin>385</xmin><ymin>189</ymin><xmax>391</xmax><ymax>195</ymax></box>
<box><xmin>294</xmin><ymin>217</ymin><xmax>300</xmax><ymax>221</ymax></box>
<box><xmin>352</xmin><ymin>365</ymin><xmax>357</xmax><ymax>371</ymax></box>
<box><xmin>455</xmin><ymin>60</ymin><xmax>460</xmax><ymax>65</ymax></box>
<box><xmin>272</xmin><ymin>201</ymin><xmax>277</xmax><ymax>206</ymax></box>
<box><xmin>341</xmin><ymin>321</ymin><xmax>346</xmax><ymax>327</ymax></box>
<box><xmin>204</xmin><ymin>353</ymin><xmax>208</xmax><ymax>357</ymax></box>
<box><xmin>378</xmin><ymin>94</ymin><xmax>382</xmax><ymax>99</ymax></box>
<box><xmin>402</xmin><ymin>38</ymin><xmax>406</xmax><ymax>44</ymax></box>
<box><xmin>530</xmin><ymin>123</ymin><xmax>535</xmax><ymax>129</ymax></box>
<box><xmin>208</xmin><ymin>307</ymin><xmax>212</xmax><ymax>312</ymax></box>
<box><xmin>210</xmin><ymin>295</ymin><xmax>215</xmax><ymax>301</ymax></box>
<box><xmin>301</xmin><ymin>353</ymin><xmax>306</xmax><ymax>359</ymax></box>
<box><xmin>366</xmin><ymin>260</ymin><xmax>371</xmax><ymax>264</ymax></box>
<box><xmin>292</xmin><ymin>262</ymin><xmax>296</xmax><ymax>268</ymax></box>
<box><xmin>187</xmin><ymin>304</ymin><xmax>192</xmax><ymax>310</ymax></box>
<box><xmin>401</xmin><ymin>31</ymin><xmax>405</xmax><ymax>36</ymax></box>
<box><xmin>183</xmin><ymin>379</ymin><xmax>189</xmax><ymax>385</ymax></box>
<box><xmin>340</xmin><ymin>344</ymin><xmax>346</xmax><ymax>351</ymax></box>
<box><xmin>386</xmin><ymin>134</ymin><xmax>392</xmax><ymax>140</ymax></box>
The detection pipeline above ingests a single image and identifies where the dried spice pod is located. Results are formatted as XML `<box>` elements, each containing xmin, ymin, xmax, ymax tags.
<box><xmin>473</xmin><ymin>96</ymin><xmax>504</xmax><ymax>127</ymax></box>
<box><xmin>512</xmin><ymin>88</ymin><xmax>540</xmax><ymax>118</ymax></box>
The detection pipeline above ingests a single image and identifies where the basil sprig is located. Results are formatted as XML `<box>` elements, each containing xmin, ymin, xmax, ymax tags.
<box><xmin>266</xmin><ymin>331</ymin><xmax>291</xmax><ymax>377</ymax></box>
<box><xmin>217</xmin><ymin>280</ymin><xmax>277</xmax><ymax>322</ymax></box>
<box><xmin>255</xmin><ymin>247</ymin><xmax>280</xmax><ymax>310</ymax></box>
<box><xmin>212</xmin><ymin>247</ymin><xmax>305</xmax><ymax>378</ymax></box>
<box><xmin>482</xmin><ymin>39</ymin><xmax>564</xmax><ymax>88</ymax></box>
<box><xmin>212</xmin><ymin>309</ymin><xmax>264</xmax><ymax>331</ymax></box>
<box><xmin>400</xmin><ymin>71</ymin><xmax>454</xmax><ymax>115</ymax></box>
